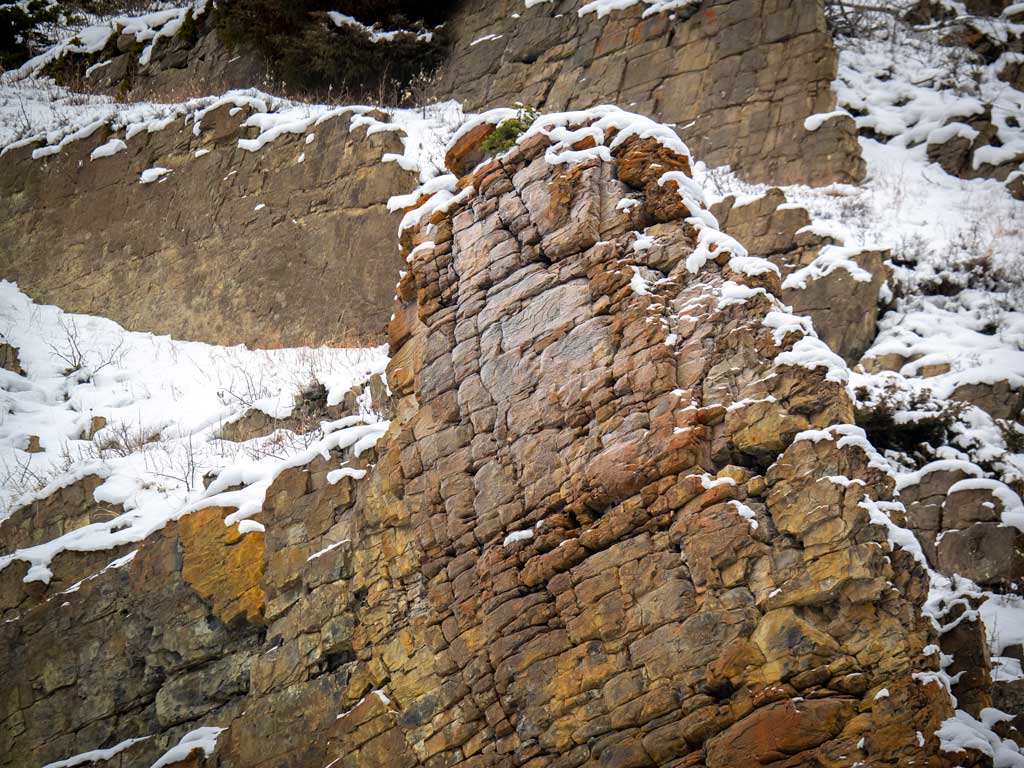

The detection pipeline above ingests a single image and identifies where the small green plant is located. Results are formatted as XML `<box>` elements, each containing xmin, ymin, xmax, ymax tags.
<box><xmin>481</xmin><ymin>103</ymin><xmax>540</xmax><ymax>157</ymax></box>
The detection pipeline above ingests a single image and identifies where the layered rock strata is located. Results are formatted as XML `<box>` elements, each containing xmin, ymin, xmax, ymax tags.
<box><xmin>433</xmin><ymin>0</ymin><xmax>865</xmax><ymax>186</ymax></box>
<box><xmin>0</xmin><ymin>101</ymin><xmax>413</xmax><ymax>348</ymax></box>
<box><xmin>0</xmin><ymin>110</ymin><xmax>975</xmax><ymax>767</ymax></box>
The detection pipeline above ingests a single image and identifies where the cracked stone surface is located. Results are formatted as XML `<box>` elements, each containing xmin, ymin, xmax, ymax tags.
<box><xmin>0</xmin><ymin>112</ymin><xmax>970</xmax><ymax>768</ymax></box>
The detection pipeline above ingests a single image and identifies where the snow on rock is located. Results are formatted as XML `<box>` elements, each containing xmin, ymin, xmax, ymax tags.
<box><xmin>139</xmin><ymin>166</ymin><xmax>171</xmax><ymax>184</ymax></box>
<box><xmin>946</xmin><ymin>477</ymin><xmax>1024</xmax><ymax>531</ymax></box>
<box><xmin>89</xmin><ymin>138</ymin><xmax>127</xmax><ymax>161</ymax></box>
<box><xmin>12</xmin><ymin>2</ymin><xmax>209</xmax><ymax>78</ymax></box>
<box><xmin>781</xmin><ymin>245</ymin><xmax>875</xmax><ymax>291</ymax></box>
<box><xmin>775</xmin><ymin>336</ymin><xmax>850</xmax><ymax>384</ymax></box>
<box><xmin>503</xmin><ymin>529</ymin><xmax>534</xmax><ymax>546</ymax></box>
<box><xmin>730</xmin><ymin>500</ymin><xmax>759</xmax><ymax>530</ymax></box>
<box><xmin>795</xmin><ymin>424</ymin><xmax>895</xmax><ymax>477</ymax></box>
<box><xmin>41</xmin><ymin>737</ymin><xmax>150</xmax><ymax>768</ymax></box>
<box><xmin>2</xmin><ymin>81</ymin><xmax>462</xmax><ymax>187</ymax></box>
<box><xmin>150</xmin><ymin>726</ymin><xmax>225</xmax><ymax>768</ymax></box>
<box><xmin>936</xmin><ymin>709</ymin><xmax>1024</xmax><ymax>766</ymax></box>
<box><xmin>0</xmin><ymin>283</ymin><xmax>388</xmax><ymax>584</ymax></box>
<box><xmin>577</xmin><ymin>0</ymin><xmax>700</xmax><ymax>19</ymax></box>
<box><xmin>326</xmin><ymin>12</ymin><xmax>435</xmax><ymax>44</ymax></box>
<box><xmin>804</xmin><ymin>109</ymin><xmax>852</xmax><ymax>132</ymax></box>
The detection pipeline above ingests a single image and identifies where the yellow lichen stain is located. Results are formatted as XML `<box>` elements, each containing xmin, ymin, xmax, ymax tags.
<box><xmin>178</xmin><ymin>506</ymin><xmax>266</xmax><ymax>626</ymax></box>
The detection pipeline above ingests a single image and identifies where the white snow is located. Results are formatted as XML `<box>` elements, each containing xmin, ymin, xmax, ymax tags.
<box><xmin>307</xmin><ymin>539</ymin><xmax>350</xmax><ymax>561</ymax></box>
<box><xmin>503</xmin><ymin>529</ymin><xmax>534</xmax><ymax>546</ymax></box>
<box><xmin>42</xmin><ymin>736</ymin><xmax>150</xmax><ymax>768</ymax></box>
<box><xmin>150</xmin><ymin>726</ymin><xmax>225</xmax><ymax>768</ymax></box>
<box><xmin>470</xmin><ymin>34</ymin><xmax>504</xmax><ymax>46</ymax></box>
<box><xmin>576</xmin><ymin>0</ymin><xmax>700</xmax><ymax>19</ymax></box>
<box><xmin>730</xmin><ymin>500</ymin><xmax>759</xmax><ymax>531</ymax></box>
<box><xmin>804</xmin><ymin>110</ymin><xmax>851</xmax><ymax>132</ymax></box>
<box><xmin>0</xmin><ymin>283</ymin><xmax>387</xmax><ymax>586</ymax></box>
<box><xmin>89</xmin><ymin>138</ymin><xmax>127</xmax><ymax>161</ymax></box>
<box><xmin>326</xmin><ymin>12</ymin><xmax>435</xmax><ymax>44</ymax></box>
<box><xmin>326</xmin><ymin>467</ymin><xmax>368</xmax><ymax>484</ymax></box>
<box><xmin>12</xmin><ymin>3</ymin><xmax>209</xmax><ymax>79</ymax></box>
<box><xmin>629</xmin><ymin>266</ymin><xmax>652</xmax><ymax>296</ymax></box>
<box><xmin>139</xmin><ymin>166</ymin><xmax>171</xmax><ymax>184</ymax></box>
<box><xmin>3</xmin><ymin>82</ymin><xmax>461</xmax><ymax>188</ymax></box>
<box><xmin>781</xmin><ymin>245</ymin><xmax>875</xmax><ymax>291</ymax></box>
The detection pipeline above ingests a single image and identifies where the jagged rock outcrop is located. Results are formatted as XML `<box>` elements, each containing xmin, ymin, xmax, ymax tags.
<box><xmin>0</xmin><ymin>111</ymin><xmax>972</xmax><ymax>768</ymax></box>
<box><xmin>0</xmin><ymin>100</ymin><xmax>413</xmax><ymax>348</ymax></box>
<box><xmin>433</xmin><ymin>0</ymin><xmax>865</xmax><ymax>186</ymax></box>
<box><xmin>0</xmin><ymin>0</ymin><xmax>873</xmax><ymax>351</ymax></box>
<box><xmin>709</xmin><ymin>188</ymin><xmax>890</xmax><ymax>365</ymax></box>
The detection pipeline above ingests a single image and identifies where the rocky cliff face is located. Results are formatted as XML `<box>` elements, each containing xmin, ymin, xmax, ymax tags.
<box><xmin>0</xmin><ymin>110</ymin><xmax>986</xmax><ymax>768</ymax></box>
<box><xmin>2</xmin><ymin>1</ymin><xmax>1024</xmax><ymax>766</ymax></box>
<box><xmin>0</xmin><ymin>98</ymin><xmax>415</xmax><ymax>347</ymax></box>
<box><xmin>433</xmin><ymin>0</ymin><xmax>865</xmax><ymax>186</ymax></box>
<box><xmin>0</xmin><ymin>0</ymin><xmax>867</xmax><ymax>348</ymax></box>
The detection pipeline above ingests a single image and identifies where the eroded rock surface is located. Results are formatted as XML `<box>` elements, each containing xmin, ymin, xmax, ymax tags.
<box><xmin>0</xmin><ymin>103</ymin><xmax>413</xmax><ymax>348</ymax></box>
<box><xmin>0</xmin><ymin>112</ymin><xmax>982</xmax><ymax>767</ymax></box>
<box><xmin>433</xmin><ymin>0</ymin><xmax>865</xmax><ymax>186</ymax></box>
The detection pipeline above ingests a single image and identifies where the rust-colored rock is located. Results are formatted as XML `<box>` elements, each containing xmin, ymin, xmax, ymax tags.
<box><xmin>444</xmin><ymin>121</ymin><xmax>499</xmax><ymax>178</ymax></box>
<box><xmin>0</xmin><ymin>113</ymin><xmax>977</xmax><ymax>768</ymax></box>
<box><xmin>179</xmin><ymin>506</ymin><xmax>266</xmax><ymax>626</ymax></box>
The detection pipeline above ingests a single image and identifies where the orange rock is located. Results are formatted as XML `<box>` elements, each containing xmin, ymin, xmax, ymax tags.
<box><xmin>444</xmin><ymin>121</ymin><xmax>498</xmax><ymax>177</ymax></box>
<box><xmin>704</xmin><ymin>698</ymin><xmax>854</xmax><ymax>767</ymax></box>
<box><xmin>178</xmin><ymin>506</ymin><xmax>265</xmax><ymax>626</ymax></box>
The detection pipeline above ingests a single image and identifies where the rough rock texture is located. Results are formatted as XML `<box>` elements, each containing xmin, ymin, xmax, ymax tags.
<box><xmin>432</xmin><ymin>0</ymin><xmax>865</xmax><ymax>186</ymax></box>
<box><xmin>0</xmin><ymin>475</ymin><xmax>122</xmax><ymax>556</ymax></box>
<box><xmin>218</xmin><ymin>374</ymin><xmax>392</xmax><ymax>443</ymax></box>
<box><xmin>0</xmin><ymin>341</ymin><xmax>24</xmax><ymax>375</ymax></box>
<box><xmin>0</xmin><ymin>103</ymin><xmax>413</xmax><ymax>348</ymax></box>
<box><xmin>781</xmin><ymin>248</ymin><xmax>889</xmax><ymax>365</ymax></box>
<box><xmin>926</xmin><ymin>111</ymin><xmax>1024</xmax><ymax>185</ymax></box>
<box><xmin>900</xmin><ymin>465</ymin><xmax>1024</xmax><ymax>588</ymax></box>
<box><xmin>708</xmin><ymin>188</ymin><xmax>889</xmax><ymax>364</ymax></box>
<box><xmin>81</xmin><ymin>27</ymin><xmax>266</xmax><ymax>100</ymax></box>
<box><xmin>0</xmin><ymin>116</ymin><xmax>970</xmax><ymax>768</ymax></box>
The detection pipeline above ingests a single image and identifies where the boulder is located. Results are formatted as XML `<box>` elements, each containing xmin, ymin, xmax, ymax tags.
<box><xmin>781</xmin><ymin>247</ymin><xmax>890</xmax><ymax>364</ymax></box>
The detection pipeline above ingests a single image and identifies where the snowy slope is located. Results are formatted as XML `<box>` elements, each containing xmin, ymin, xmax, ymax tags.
<box><xmin>0</xmin><ymin>282</ymin><xmax>388</xmax><ymax>583</ymax></box>
<box><xmin>687</xmin><ymin>5</ymin><xmax>1024</xmax><ymax>761</ymax></box>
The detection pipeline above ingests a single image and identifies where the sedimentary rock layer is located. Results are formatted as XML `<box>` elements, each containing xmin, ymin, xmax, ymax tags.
<box><xmin>433</xmin><ymin>0</ymin><xmax>865</xmax><ymax>186</ymax></box>
<box><xmin>0</xmin><ymin>102</ymin><xmax>413</xmax><ymax>348</ymax></box>
<box><xmin>0</xmin><ymin>111</ymin><xmax>966</xmax><ymax>768</ymax></box>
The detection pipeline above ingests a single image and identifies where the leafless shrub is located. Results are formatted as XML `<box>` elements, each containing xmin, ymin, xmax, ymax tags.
<box><xmin>47</xmin><ymin>316</ymin><xmax>126</xmax><ymax>378</ymax></box>
<box><xmin>0</xmin><ymin>452</ymin><xmax>54</xmax><ymax>503</ymax></box>
<box><xmin>93</xmin><ymin>419</ymin><xmax>158</xmax><ymax>458</ymax></box>
<box><xmin>825</xmin><ymin>0</ymin><xmax>905</xmax><ymax>38</ymax></box>
<box><xmin>216</xmin><ymin>364</ymin><xmax>274</xmax><ymax>409</ymax></box>
<box><xmin>142</xmin><ymin>433</ymin><xmax>201</xmax><ymax>492</ymax></box>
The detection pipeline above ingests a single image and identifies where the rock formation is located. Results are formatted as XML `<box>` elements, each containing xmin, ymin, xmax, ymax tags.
<box><xmin>433</xmin><ymin>0</ymin><xmax>865</xmax><ymax>186</ymax></box>
<box><xmin>0</xmin><ymin>0</ymin><xmax>873</xmax><ymax>349</ymax></box>
<box><xmin>0</xmin><ymin>99</ymin><xmax>414</xmax><ymax>347</ymax></box>
<box><xmin>0</xmin><ymin>110</ymin><xmax>978</xmax><ymax>768</ymax></box>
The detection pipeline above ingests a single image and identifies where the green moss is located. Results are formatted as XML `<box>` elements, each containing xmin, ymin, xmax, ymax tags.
<box><xmin>481</xmin><ymin>104</ymin><xmax>540</xmax><ymax>157</ymax></box>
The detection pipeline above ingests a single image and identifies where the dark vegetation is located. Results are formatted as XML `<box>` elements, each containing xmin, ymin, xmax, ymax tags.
<box><xmin>12</xmin><ymin>0</ymin><xmax>457</xmax><ymax>106</ymax></box>
<box><xmin>481</xmin><ymin>104</ymin><xmax>541</xmax><ymax>157</ymax></box>
<box><xmin>1</xmin><ymin>1</ymin><xmax>78</xmax><ymax>69</ymax></box>
<box><xmin>854</xmin><ymin>382</ymin><xmax>966</xmax><ymax>462</ymax></box>
<box><xmin>213</xmin><ymin>0</ymin><xmax>458</xmax><ymax>101</ymax></box>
